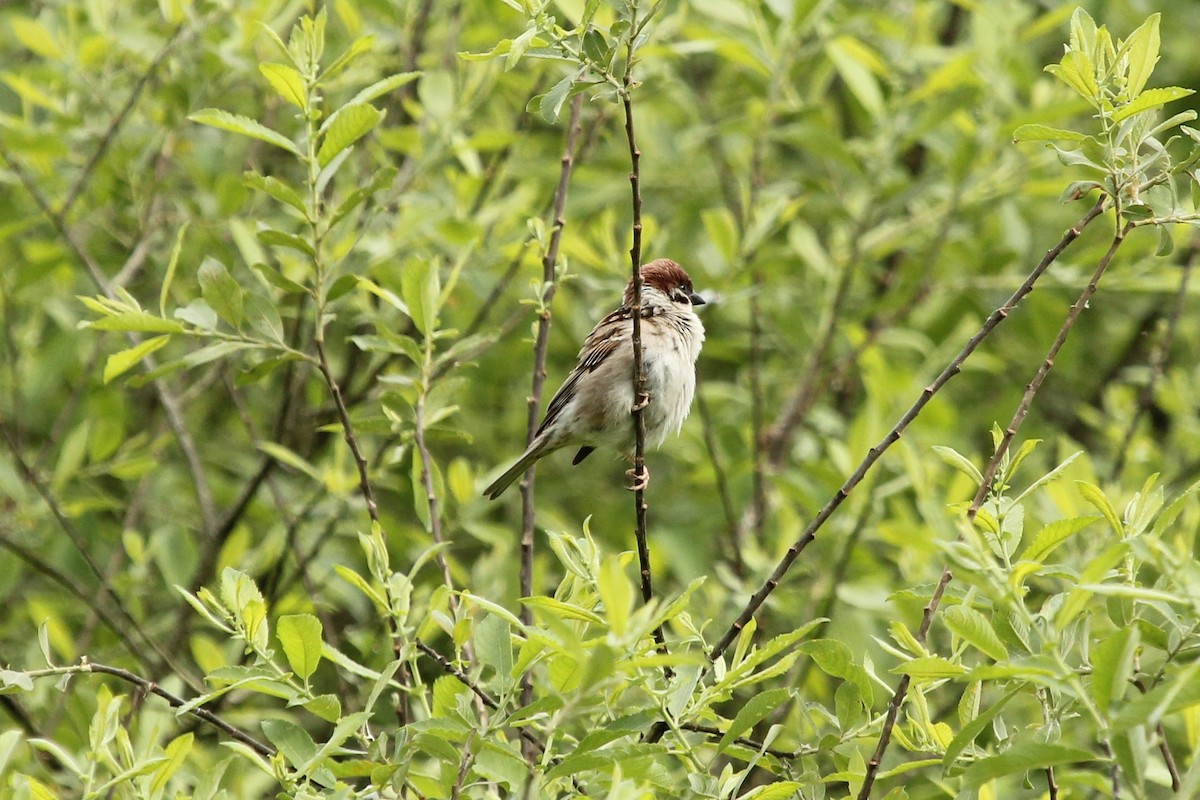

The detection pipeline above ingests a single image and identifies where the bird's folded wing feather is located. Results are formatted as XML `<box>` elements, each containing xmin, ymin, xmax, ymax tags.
<box><xmin>536</xmin><ymin>307</ymin><xmax>635</xmax><ymax>436</ymax></box>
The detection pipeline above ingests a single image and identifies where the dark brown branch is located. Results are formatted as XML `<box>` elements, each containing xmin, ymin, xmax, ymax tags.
<box><xmin>967</xmin><ymin>222</ymin><xmax>1130</xmax><ymax>519</ymax></box>
<box><xmin>51</xmin><ymin>661</ymin><xmax>272</xmax><ymax>757</ymax></box>
<box><xmin>622</xmin><ymin>21</ymin><xmax>670</xmax><ymax>676</ymax></box>
<box><xmin>520</xmin><ymin>94</ymin><xmax>585</xmax><ymax>722</ymax></box>
<box><xmin>856</xmin><ymin>568</ymin><xmax>951</xmax><ymax>799</ymax></box>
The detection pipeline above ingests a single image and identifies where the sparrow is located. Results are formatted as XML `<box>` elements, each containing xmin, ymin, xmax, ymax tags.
<box><xmin>483</xmin><ymin>258</ymin><xmax>706</xmax><ymax>500</ymax></box>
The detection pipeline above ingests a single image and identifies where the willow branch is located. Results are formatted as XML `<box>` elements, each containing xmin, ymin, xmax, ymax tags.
<box><xmin>622</xmin><ymin>9</ymin><xmax>670</xmax><ymax>675</ymax></box>
<box><xmin>520</xmin><ymin>93</ymin><xmax>585</xmax><ymax>715</ymax></box>
<box><xmin>707</xmin><ymin>198</ymin><xmax>1107</xmax><ymax>665</ymax></box>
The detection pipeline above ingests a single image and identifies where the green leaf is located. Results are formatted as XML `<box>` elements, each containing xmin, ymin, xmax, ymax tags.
<box><xmin>740</xmin><ymin>783</ymin><xmax>805</xmax><ymax>800</ymax></box>
<box><xmin>87</xmin><ymin>312</ymin><xmax>185</xmax><ymax>334</ymax></box>
<box><xmin>717</xmin><ymin>688</ymin><xmax>792</xmax><ymax>754</ymax></box>
<box><xmin>539</xmin><ymin>72</ymin><xmax>577</xmax><ymax>124</ymax></box>
<box><xmin>160</xmin><ymin>223</ymin><xmax>188</xmax><ymax>317</ymax></box>
<box><xmin>1019</xmin><ymin>516</ymin><xmax>1098</xmax><ymax>563</ymax></box>
<box><xmin>520</xmin><ymin>596</ymin><xmax>604</xmax><ymax>625</ymax></box>
<box><xmin>11</xmin><ymin>17</ymin><xmax>64</xmax><ymax>60</ymax></box>
<box><xmin>257</xmin><ymin>229</ymin><xmax>315</xmax><ymax>257</ymax></box>
<box><xmin>252</xmin><ymin>262</ymin><xmax>309</xmax><ymax>294</ymax></box>
<box><xmin>1112</xmin><ymin>86</ymin><xmax>1194</xmax><ymax>123</ymax></box>
<box><xmin>825</xmin><ymin>36</ymin><xmax>885</xmax><ymax>119</ymax></box>
<box><xmin>259</xmin><ymin>63</ymin><xmax>307</xmax><ymax>109</ymax></box>
<box><xmin>1113</xmin><ymin>662</ymin><xmax>1200</xmax><ymax>732</ymax></box>
<box><xmin>0</xmin><ymin>728</ymin><xmax>23</xmax><ymax>780</ymax></box>
<box><xmin>189</xmin><ymin>109</ymin><xmax>302</xmax><ymax>156</ymax></box>
<box><xmin>1090</xmin><ymin>626</ymin><xmax>1138</xmax><ymax>715</ymax></box>
<box><xmin>892</xmin><ymin>656</ymin><xmax>966</xmax><ymax>680</ymax></box>
<box><xmin>932</xmin><ymin>445</ymin><xmax>983</xmax><ymax>484</ymax></box>
<box><xmin>318</xmin><ymin>103</ymin><xmax>384</xmax><ymax>167</ymax></box>
<box><xmin>103</xmin><ymin>335</ymin><xmax>170</xmax><ymax>384</ymax></box>
<box><xmin>962</xmin><ymin>740</ymin><xmax>1095</xmax><ymax>788</ymax></box>
<box><xmin>1012</xmin><ymin>124</ymin><xmax>1087</xmax><ymax>142</ymax></box>
<box><xmin>256</xmin><ymin>441</ymin><xmax>321</xmax><ymax>481</ymax></box>
<box><xmin>244</xmin><ymin>172</ymin><xmax>308</xmax><ymax>216</ymax></box>
<box><xmin>1045</xmin><ymin>49</ymin><xmax>1099</xmax><ymax>105</ymax></box>
<box><xmin>475</xmin><ymin>614</ymin><xmax>514</xmax><ymax>689</ymax></box>
<box><xmin>597</xmin><ymin>555</ymin><xmax>633</xmax><ymax>636</ymax></box>
<box><xmin>1076</xmin><ymin>481</ymin><xmax>1122</xmax><ymax>536</ymax></box>
<box><xmin>348</xmin><ymin>72</ymin><xmax>421</xmax><ymax>107</ymax></box>
<box><xmin>401</xmin><ymin>259</ymin><xmax>438</xmax><ymax>336</ymax></box>
<box><xmin>262</xmin><ymin>717</ymin><xmax>317</xmax><ymax>768</ymax></box>
<box><xmin>943</xmin><ymin>604</ymin><xmax>1007</xmax><ymax>661</ymax></box>
<box><xmin>198</xmin><ymin>258</ymin><xmax>244</xmax><ymax>328</ymax></box>
<box><xmin>299</xmin><ymin>711</ymin><xmax>371</xmax><ymax>774</ymax></box>
<box><xmin>149</xmin><ymin>733</ymin><xmax>193</xmax><ymax>796</ymax></box>
<box><xmin>277</xmin><ymin>614</ymin><xmax>323</xmax><ymax>681</ymax></box>
<box><xmin>1124</xmin><ymin>13</ymin><xmax>1161</xmax><ymax>98</ymax></box>
<box><xmin>943</xmin><ymin>687</ymin><xmax>1019</xmax><ymax>769</ymax></box>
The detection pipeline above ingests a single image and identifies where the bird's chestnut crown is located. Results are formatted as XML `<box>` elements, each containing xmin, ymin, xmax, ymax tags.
<box><xmin>624</xmin><ymin>258</ymin><xmax>706</xmax><ymax>307</ymax></box>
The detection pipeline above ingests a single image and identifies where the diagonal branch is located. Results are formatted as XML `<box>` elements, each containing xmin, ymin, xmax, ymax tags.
<box><xmin>706</xmin><ymin>198</ymin><xmax>1107</xmax><ymax>667</ymax></box>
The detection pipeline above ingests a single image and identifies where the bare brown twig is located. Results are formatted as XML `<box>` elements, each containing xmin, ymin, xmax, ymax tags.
<box><xmin>519</xmin><ymin>94</ymin><xmax>585</xmax><ymax>727</ymax></box>
<box><xmin>621</xmin><ymin>10</ymin><xmax>671</xmax><ymax>677</ymax></box>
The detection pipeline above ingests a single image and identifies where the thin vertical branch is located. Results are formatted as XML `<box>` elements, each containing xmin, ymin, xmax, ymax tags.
<box><xmin>621</xmin><ymin>6</ymin><xmax>670</xmax><ymax>673</ymax></box>
<box><xmin>519</xmin><ymin>94</ymin><xmax>585</xmax><ymax>716</ymax></box>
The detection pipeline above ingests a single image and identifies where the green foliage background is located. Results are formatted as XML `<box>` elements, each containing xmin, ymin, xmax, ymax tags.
<box><xmin>3</xmin><ymin>0</ymin><xmax>1200</xmax><ymax>798</ymax></box>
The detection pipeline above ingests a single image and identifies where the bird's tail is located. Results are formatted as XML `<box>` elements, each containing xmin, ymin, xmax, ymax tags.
<box><xmin>482</xmin><ymin>446</ymin><xmax>545</xmax><ymax>500</ymax></box>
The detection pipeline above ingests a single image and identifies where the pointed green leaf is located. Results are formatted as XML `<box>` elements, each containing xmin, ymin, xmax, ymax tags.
<box><xmin>1019</xmin><ymin>516</ymin><xmax>1098</xmax><ymax>563</ymax></box>
<box><xmin>1091</xmin><ymin>626</ymin><xmax>1138</xmax><ymax>715</ymax></box>
<box><xmin>1077</xmin><ymin>481</ymin><xmax>1122</xmax><ymax>536</ymax></box>
<box><xmin>717</xmin><ymin>688</ymin><xmax>792</xmax><ymax>754</ymax></box>
<box><xmin>1112</xmin><ymin>86</ymin><xmax>1194</xmax><ymax>123</ymax></box>
<box><xmin>103</xmin><ymin>335</ymin><xmax>170</xmax><ymax>384</ymax></box>
<box><xmin>160</xmin><ymin>222</ymin><xmax>188</xmax><ymax>317</ymax></box>
<box><xmin>1125</xmin><ymin>13</ymin><xmax>1161</xmax><ymax>98</ymax></box>
<box><xmin>198</xmin><ymin>257</ymin><xmax>244</xmax><ymax>328</ymax></box>
<box><xmin>190</xmin><ymin>109</ymin><xmax>301</xmax><ymax>155</ymax></box>
<box><xmin>1012</xmin><ymin>124</ymin><xmax>1087</xmax><ymax>142</ymax></box>
<box><xmin>348</xmin><ymin>72</ymin><xmax>421</xmax><ymax>107</ymax></box>
<box><xmin>962</xmin><ymin>740</ymin><xmax>1094</xmax><ymax>788</ymax></box>
<box><xmin>259</xmin><ymin>63</ymin><xmax>307</xmax><ymax>109</ymax></box>
<box><xmin>244</xmin><ymin>172</ymin><xmax>308</xmax><ymax>216</ymax></box>
<box><xmin>277</xmin><ymin>614</ymin><xmax>323</xmax><ymax>681</ymax></box>
<box><xmin>317</xmin><ymin>103</ymin><xmax>384</xmax><ymax>167</ymax></box>
<box><xmin>943</xmin><ymin>605</ymin><xmax>1007</xmax><ymax>661</ymax></box>
<box><xmin>87</xmin><ymin>313</ymin><xmax>185</xmax><ymax>333</ymax></box>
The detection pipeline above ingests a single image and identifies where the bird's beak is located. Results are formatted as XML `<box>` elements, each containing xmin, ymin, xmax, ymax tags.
<box><xmin>689</xmin><ymin>291</ymin><xmax>706</xmax><ymax>306</ymax></box>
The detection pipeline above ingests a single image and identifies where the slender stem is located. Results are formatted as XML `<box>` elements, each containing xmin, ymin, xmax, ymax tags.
<box><xmin>967</xmin><ymin>222</ymin><xmax>1130</xmax><ymax>519</ymax></box>
<box><xmin>621</xmin><ymin>4</ymin><xmax>670</xmax><ymax>676</ymax></box>
<box><xmin>856</xmin><ymin>568</ymin><xmax>951</xmax><ymax>799</ymax></box>
<box><xmin>26</xmin><ymin>661</ymin><xmax>272</xmax><ymax>758</ymax></box>
<box><xmin>519</xmin><ymin>94</ymin><xmax>585</xmax><ymax>719</ymax></box>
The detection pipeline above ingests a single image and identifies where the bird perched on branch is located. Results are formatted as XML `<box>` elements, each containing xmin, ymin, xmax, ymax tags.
<box><xmin>483</xmin><ymin>258</ymin><xmax>706</xmax><ymax>500</ymax></box>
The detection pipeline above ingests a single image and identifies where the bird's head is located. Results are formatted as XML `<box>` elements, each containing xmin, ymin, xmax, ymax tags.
<box><xmin>624</xmin><ymin>258</ymin><xmax>706</xmax><ymax>310</ymax></box>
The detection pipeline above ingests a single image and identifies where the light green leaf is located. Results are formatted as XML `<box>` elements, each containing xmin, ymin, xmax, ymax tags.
<box><xmin>11</xmin><ymin>17</ymin><xmax>64</xmax><ymax>59</ymax></box>
<box><xmin>1113</xmin><ymin>662</ymin><xmax>1200</xmax><ymax>732</ymax></box>
<box><xmin>348</xmin><ymin>71</ymin><xmax>421</xmax><ymax>107</ymax></box>
<box><xmin>1012</xmin><ymin>124</ymin><xmax>1088</xmax><ymax>142</ymax></box>
<box><xmin>1076</xmin><ymin>481</ymin><xmax>1122</xmax><ymax>536</ymax></box>
<box><xmin>825</xmin><ymin>36</ymin><xmax>884</xmax><ymax>118</ymax></box>
<box><xmin>149</xmin><ymin>733</ymin><xmax>193</xmax><ymax>796</ymax></box>
<box><xmin>0</xmin><ymin>728</ymin><xmax>23</xmax><ymax>780</ymax></box>
<box><xmin>1019</xmin><ymin>516</ymin><xmax>1098</xmax><ymax>563</ymax></box>
<box><xmin>189</xmin><ymin>109</ymin><xmax>301</xmax><ymax>155</ymax></box>
<box><xmin>87</xmin><ymin>312</ymin><xmax>185</xmax><ymax>333</ymax></box>
<box><xmin>160</xmin><ymin>223</ymin><xmax>188</xmax><ymax>317</ymax></box>
<box><xmin>244</xmin><ymin>172</ymin><xmax>308</xmax><ymax>216</ymax></box>
<box><xmin>539</xmin><ymin>72</ymin><xmax>577</xmax><ymax>124</ymax></box>
<box><xmin>943</xmin><ymin>687</ymin><xmax>1020</xmax><ymax>769</ymax></box>
<box><xmin>932</xmin><ymin>445</ymin><xmax>983</xmax><ymax>484</ymax></box>
<box><xmin>943</xmin><ymin>604</ymin><xmax>1007</xmax><ymax>661</ymax></box>
<box><xmin>103</xmin><ymin>335</ymin><xmax>170</xmax><ymax>384</ymax></box>
<box><xmin>259</xmin><ymin>63</ymin><xmax>307</xmax><ymax>109</ymax></box>
<box><xmin>892</xmin><ymin>656</ymin><xmax>966</xmax><ymax>680</ymax></box>
<box><xmin>740</xmin><ymin>783</ymin><xmax>805</xmax><ymax>800</ymax></box>
<box><xmin>1091</xmin><ymin>626</ymin><xmax>1138</xmax><ymax>715</ymax></box>
<box><xmin>598</xmin><ymin>555</ymin><xmax>633</xmax><ymax>637</ymax></box>
<box><xmin>476</xmin><ymin>614</ymin><xmax>515</xmax><ymax>689</ymax></box>
<box><xmin>256</xmin><ymin>441</ymin><xmax>321</xmax><ymax>481</ymax></box>
<box><xmin>318</xmin><ymin>103</ymin><xmax>384</xmax><ymax>167</ymax></box>
<box><xmin>1112</xmin><ymin>86</ymin><xmax>1194</xmax><ymax>123</ymax></box>
<box><xmin>198</xmin><ymin>258</ymin><xmax>244</xmax><ymax>328</ymax></box>
<box><xmin>962</xmin><ymin>740</ymin><xmax>1094</xmax><ymax>788</ymax></box>
<box><xmin>1124</xmin><ymin>13</ymin><xmax>1160</xmax><ymax>98</ymax></box>
<box><xmin>277</xmin><ymin>614</ymin><xmax>323</xmax><ymax>681</ymax></box>
<box><xmin>521</xmin><ymin>596</ymin><xmax>604</xmax><ymax>625</ymax></box>
<box><xmin>717</xmin><ymin>688</ymin><xmax>792</xmax><ymax>754</ymax></box>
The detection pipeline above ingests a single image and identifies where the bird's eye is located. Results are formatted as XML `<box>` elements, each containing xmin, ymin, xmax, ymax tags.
<box><xmin>672</xmin><ymin>288</ymin><xmax>689</xmax><ymax>303</ymax></box>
